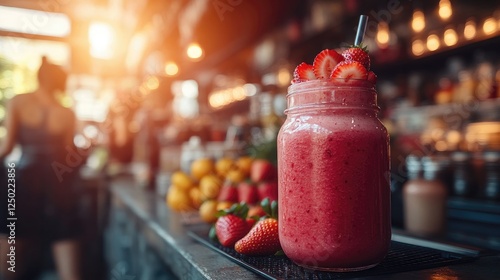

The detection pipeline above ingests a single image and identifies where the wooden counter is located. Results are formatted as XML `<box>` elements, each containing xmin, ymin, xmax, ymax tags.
<box><xmin>106</xmin><ymin>175</ymin><xmax>500</xmax><ymax>280</ymax></box>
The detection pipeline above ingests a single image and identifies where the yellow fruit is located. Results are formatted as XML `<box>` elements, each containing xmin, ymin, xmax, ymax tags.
<box><xmin>171</xmin><ymin>171</ymin><xmax>193</xmax><ymax>191</ymax></box>
<box><xmin>199</xmin><ymin>200</ymin><xmax>219</xmax><ymax>223</ymax></box>
<box><xmin>226</xmin><ymin>168</ymin><xmax>246</xmax><ymax>184</ymax></box>
<box><xmin>199</xmin><ymin>174</ymin><xmax>222</xmax><ymax>199</ymax></box>
<box><xmin>215</xmin><ymin>157</ymin><xmax>234</xmax><ymax>177</ymax></box>
<box><xmin>216</xmin><ymin>201</ymin><xmax>234</xmax><ymax>211</ymax></box>
<box><xmin>166</xmin><ymin>186</ymin><xmax>193</xmax><ymax>212</ymax></box>
<box><xmin>191</xmin><ymin>158</ymin><xmax>215</xmax><ymax>180</ymax></box>
<box><xmin>189</xmin><ymin>187</ymin><xmax>203</xmax><ymax>209</ymax></box>
<box><xmin>236</xmin><ymin>156</ymin><xmax>253</xmax><ymax>177</ymax></box>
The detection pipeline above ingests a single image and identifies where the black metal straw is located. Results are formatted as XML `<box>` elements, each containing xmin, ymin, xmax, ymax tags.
<box><xmin>354</xmin><ymin>15</ymin><xmax>368</xmax><ymax>46</ymax></box>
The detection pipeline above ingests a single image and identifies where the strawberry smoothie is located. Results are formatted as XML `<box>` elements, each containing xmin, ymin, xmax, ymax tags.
<box><xmin>277</xmin><ymin>79</ymin><xmax>391</xmax><ymax>271</ymax></box>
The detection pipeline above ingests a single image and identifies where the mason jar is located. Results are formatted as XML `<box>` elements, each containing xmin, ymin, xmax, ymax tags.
<box><xmin>277</xmin><ymin>79</ymin><xmax>391</xmax><ymax>272</ymax></box>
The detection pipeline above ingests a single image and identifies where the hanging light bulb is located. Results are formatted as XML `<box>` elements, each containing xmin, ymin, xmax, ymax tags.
<box><xmin>412</xmin><ymin>9</ymin><xmax>426</xmax><ymax>32</ymax></box>
<box><xmin>186</xmin><ymin>43</ymin><xmax>204</xmax><ymax>61</ymax></box>
<box><xmin>376</xmin><ymin>22</ymin><xmax>390</xmax><ymax>48</ymax></box>
<box><xmin>483</xmin><ymin>17</ymin><xmax>497</xmax><ymax>35</ymax></box>
<box><xmin>497</xmin><ymin>10</ymin><xmax>500</xmax><ymax>30</ymax></box>
<box><xmin>412</xmin><ymin>39</ymin><xmax>425</xmax><ymax>56</ymax></box>
<box><xmin>439</xmin><ymin>0</ymin><xmax>452</xmax><ymax>20</ymax></box>
<box><xmin>164</xmin><ymin>61</ymin><xmax>179</xmax><ymax>76</ymax></box>
<box><xmin>443</xmin><ymin>28</ymin><xmax>458</xmax><ymax>46</ymax></box>
<box><xmin>426</xmin><ymin>34</ymin><xmax>440</xmax><ymax>51</ymax></box>
<box><xmin>464</xmin><ymin>20</ymin><xmax>476</xmax><ymax>40</ymax></box>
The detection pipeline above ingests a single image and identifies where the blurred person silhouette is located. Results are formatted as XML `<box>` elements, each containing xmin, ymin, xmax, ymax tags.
<box><xmin>106</xmin><ymin>89</ymin><xmax>140</xmax><ymax>166</ymax></box>
<box><xmin>0</xmin><ymin>57</ymin><xmax>82</xmax><ymax>280</ymax></box>
<box><xmin>134</xmin><ymin>79</ymin><xmax>174</xmax><ymax>190</ymax></box>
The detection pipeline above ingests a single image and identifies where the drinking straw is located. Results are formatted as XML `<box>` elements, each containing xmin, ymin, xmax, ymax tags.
<box><xmin>354</xmin><ymin>15</ymin><xmax>368</xmax><ymax>46</ymax></box>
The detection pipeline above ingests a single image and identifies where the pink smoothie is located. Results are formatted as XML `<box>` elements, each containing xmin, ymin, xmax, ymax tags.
<box><xmin>277</xmin><ymin>79</ymin><xmax>391</xmax><ymax>271</ymax></box>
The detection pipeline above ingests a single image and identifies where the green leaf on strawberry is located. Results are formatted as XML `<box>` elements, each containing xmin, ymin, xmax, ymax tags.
<box><xmin>214</xmin><ymin>202</ymin><xmax>252</xmax><ymax>248</ymax></box>
<box><xmin>260</xmin><ymin>198</ymin><xmax>278</xmax><ymax>220</ymax></box>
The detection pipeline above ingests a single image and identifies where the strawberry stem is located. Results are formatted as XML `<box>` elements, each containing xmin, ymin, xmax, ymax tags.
<box><xmin>215</xmin><ymin>202</ymin><xmax>249</xmax><ymax>218</ymax></box>
<box><xmin>261</xmin><ymin>198</ymin><xmax>271</xmax><ymax>216</ymax></box>
<box><xmin>260</xmin><ymin>198</ymin><xmax>278</xmax><ymax>220</ymax></box>
<box><xmin>271</xmin><ymin>200</ymin><xmax>278</xmax><ymax>219</ymax></box>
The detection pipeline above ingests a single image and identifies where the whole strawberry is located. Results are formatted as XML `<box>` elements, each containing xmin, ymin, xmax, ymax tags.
<box><xmin>215</xmin><ymin>203</ymin><xmax>251</xmax><ymax>247</ymax></box>
<box><xmin>342</xmin><ymin>45</ymin><xmax>370</xmax><ymax>70</ymax></box>
<box><xmin>257</xmin><ymin>181</ymin><xmax>278</xmax><ymax>202</ymax></box>
<box><xmin>218</xmin><ymin>181</ymin><xmax>239</xmax><ymax>203</ymax></box>
<box><xmin>238</xmin><ymin>181</ymin><xmax>259</xmax><ymax>204</ymax></box>
<box><xmin>235</xmin><ymin>199</ymin><xmax>281</xmax><ymax>256</ymax></box>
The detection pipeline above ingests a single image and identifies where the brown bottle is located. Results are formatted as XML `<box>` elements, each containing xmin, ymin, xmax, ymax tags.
<box><xmin>403</xmin><ymin>156</ymin><xmax>448</xmax><ymax>236</ymax></box>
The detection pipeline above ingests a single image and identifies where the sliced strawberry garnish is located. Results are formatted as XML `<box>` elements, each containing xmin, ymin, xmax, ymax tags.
<box><xmin>367</xmin><ymin>71</ymin><xmax>377</xmax><ymax>84</ymax></box>
<box><xmin>330</xmin><ymin>61</ymin><xmax>368</xmax><ymax>82</ymax></box>
<box><xmin>313</xmin><ymin>49</ymin><xmax>344</xmax><ymax>79</ymax></box>
<box><xmin>292</xmin><ymin>62</ymin><xmax>316</xmax><ymax>83</ymax></box>
<box><xmin>342</xmin><ymin>46</ymin><xmax>370</xmax><ymax>70</ymax></box>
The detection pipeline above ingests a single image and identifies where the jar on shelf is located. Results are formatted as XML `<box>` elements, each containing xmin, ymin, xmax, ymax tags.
<box><xmin>434</xmin><ymin>77</ymin><xmax>454</xmax><ymax>105</ymax></box>
<box><xmin>180</xmin><ymin>136</ymin><xmax>206</xmax><ymax>173</ymax></box>
<box><xmin>475</xmin><ymin>62</ymin><xmax>496</xmax><ymax>100</ymax></box>
<box><xmin>496</xmin><ymin>69</ymin><xmax>500</xmax><ymax>98</ymax></box>
<box><xmin>423</xmin><ymin>155</ymin><xmax>453</xmax><ymax>193</ymax></box>
<box><xmin>403</xmin><ymin>155</ymin><xmax>448</xmax><ymax>236</ymax></box>
<box><xmin>451</xmin><ymin>151</ymin><xmax>475</xmax><ymax>197</ymax></box>
<box><xmin>453</xmin><ymin>70</ymin><xmax>476</xmax><ymax>103</ymax></box>
<box><xmin>483</xmin><ymin>151</ymin><xmax>500</xmax><ymax>201</ymax></box>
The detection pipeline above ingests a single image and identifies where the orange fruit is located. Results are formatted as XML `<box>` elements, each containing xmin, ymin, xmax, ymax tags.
<box><xmin>166</xmin><ymin>186</ymin><xmax>193</xmax><ymax>212</ymax></box>
<box><xmin>199</xmin><ymin>174</ymin><xmax>222</xmax><ymax>199</ymax></box>
<box><xmin>226</xmin><ymin>168</ymin><xmax>246</xmax><ymax>184</ymax></box>
<box><xmin>189</xmin><ymin>187</ymin><xmax>203</xmax><ymax>209</ymax></box>
<box><xmin>216</xmin><ymin>201</ymin><xmax>234</xmax><ymax>211</ymax></box>
<box><xmin>199</xmin><ymin>200</ymin><xmax>219</xmax><ymax>223</ymax></box>
<box><xmin>191</xmin><ymin>158</ymin><xmax>215</xmax><ymax>180</ymax></box>
<box><xmin>171</xmin><ymin>171</ymin><xmax>193</xmax><ymax>192</ymax></box>
<box><xmin>236</xmin><ymin>156</ymin><xmax>253</xmax><ymax>177</ymax></box>
<box><xmin>215</xmin><ymin>157</ymin><xmax>235</xmax><ymax>177</ymax></box>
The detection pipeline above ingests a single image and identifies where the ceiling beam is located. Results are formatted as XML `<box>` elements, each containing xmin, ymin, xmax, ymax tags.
<box><xmin>0</xmin><ymin>0</ymin><xmax>69</xmax><ymax>13</ymax></box>
<box><xmin>0</xmin><ymin>29</ymin><xmax>68</xmax><ymax>42</ymax></box>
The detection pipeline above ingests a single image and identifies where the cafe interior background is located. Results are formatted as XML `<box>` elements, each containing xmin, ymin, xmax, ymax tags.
<box><xmin>0</xmin><ymin>0</ymin><xmax>500</xmax><ymax>279</ymax></box>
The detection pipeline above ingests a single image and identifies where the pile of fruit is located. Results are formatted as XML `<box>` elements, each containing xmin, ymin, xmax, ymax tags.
<box><xmin>166</xmin><ymin>156</ymin><xmax>278</xmax><ymax>224</ymax></box>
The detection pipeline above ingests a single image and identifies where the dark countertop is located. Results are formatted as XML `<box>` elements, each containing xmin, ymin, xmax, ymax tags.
<box><xmin>109</xmin><ymin>176</ymin><xmax>500</xmax><ymax>280</ymax></box>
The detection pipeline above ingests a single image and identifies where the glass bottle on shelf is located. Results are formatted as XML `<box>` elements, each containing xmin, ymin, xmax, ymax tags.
<box><xmin>434</xmin><ymin>77</ymin><xmax>453</xmax><ymax>105</ymax></box>
<box><xmin>475</xmin><ymin>62</ymin><xmax>496</xmax><ymax>100</ymax></box>
<box><xmin>452</xmin><ymin>70</ymin><xmax>476</xmax><ymax>103</ymax></box>
<box><xmin>483</xmin><ymin>151</ymin><xmax>500</xmax><ymax>201</ymax></box>
<box><xmin>451</xmin><ymin>151</ymin><xmax>474</xmax><ymax>197</ymax></box>
<box><xmin>496</xmin><ymin>68</ymin><xmax>500</xmax><ymax>98</ymax></box>
<box><xmin>403</xmin><ymin>155</ymin><xmax>448</xmax><ymax>236</ymax></box>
